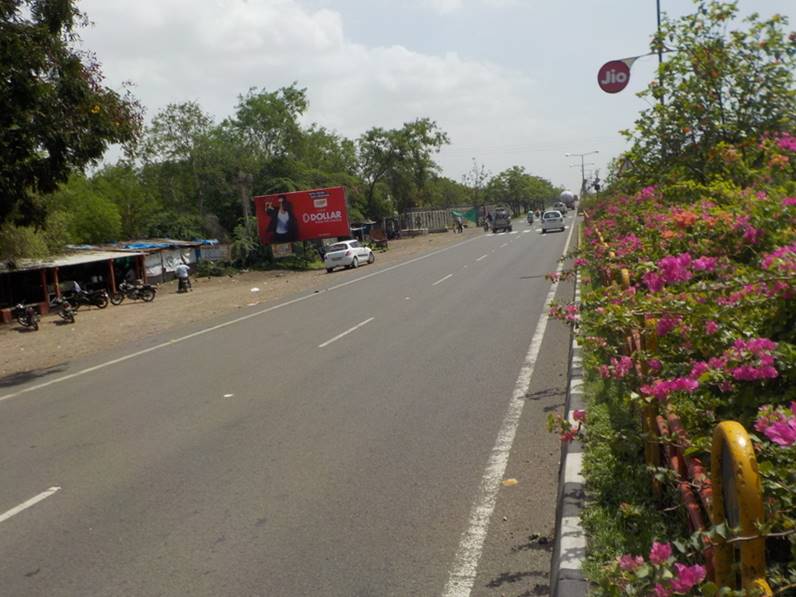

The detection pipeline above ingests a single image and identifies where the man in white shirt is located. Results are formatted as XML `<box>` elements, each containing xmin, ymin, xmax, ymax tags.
<box><xmin>175</xmin><ymin>262</ymin><xmax>191</xmax><ymax>293</ymax></box>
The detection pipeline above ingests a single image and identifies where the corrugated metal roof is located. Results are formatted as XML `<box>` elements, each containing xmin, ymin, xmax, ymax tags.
<box><xmin>1</xmin><ymin>251</ymin><xmax>145</xmax><ymax>274</ymax></box>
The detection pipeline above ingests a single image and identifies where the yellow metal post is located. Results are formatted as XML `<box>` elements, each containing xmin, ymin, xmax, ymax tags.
<box><xmin>711</xmin><ymin>422</ymin><xmax>772</xmax><ymax>594</ymax></box>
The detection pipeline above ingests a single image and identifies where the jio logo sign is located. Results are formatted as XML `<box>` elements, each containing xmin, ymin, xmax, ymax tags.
<box><xmin>597</xmin><ymin>60</ymin><xmax>631</xmax><ymax>93</ymax></box>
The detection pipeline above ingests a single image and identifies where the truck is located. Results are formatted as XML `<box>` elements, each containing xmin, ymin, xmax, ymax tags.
<box><xmin>490</xmin><ymin>206</ymin><xmax>512</xmax><ymax>233</ymax></box>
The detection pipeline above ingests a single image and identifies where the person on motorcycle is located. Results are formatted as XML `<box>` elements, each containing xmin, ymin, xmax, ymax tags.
<box><xmin>175</xmin><ymin>261</ymin><xmax>192</xmax><ymax>293</ymax></box>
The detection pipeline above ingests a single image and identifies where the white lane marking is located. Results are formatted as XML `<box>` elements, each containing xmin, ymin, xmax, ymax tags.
<box><xmin>522</xmin><ymin>230</ymin><xmax>530</xmax><ymax>234</ymax></box>
<box><xmin>0</xmin><ymin>487</ymin><xmax>61</xmax><ymax>524</ymax></box>
<box><xmin>509</xmin><ymin>231</ymin><xmax>518</xmax><ymax>235</ymax></box>
<box><xmin>441</xmin><ymin>219</ymin><xmax>576</xmax><ymax>597</ymax></box>
<box><xmin>432</xmin><ymin>274</ymin><xmax>453</xmax><ymax>287</ymax></box>
<box><xmin>0</xmin><ymin>235</ymin><xmax>487</xmax><ymax>404</ymax></box>
<box><xmin>475</xmin><ymin>255</ymin><xmax>488</xmax><ymax>262</ymax></box>
<box><xmin>500</xmin><ymin>243</ymin><xmax>508</xmax><ymax>248</ymax></box>
<box><xmin>318</xmin><ymin>317</ymin><xmax>375</xmax><ymax>348</ymax></box>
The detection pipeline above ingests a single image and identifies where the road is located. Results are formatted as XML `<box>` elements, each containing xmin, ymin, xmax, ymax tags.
<box><xmin>0</xmin><ymin>215</ymin><xmax>577</xmax><ymax>596</ymax></box>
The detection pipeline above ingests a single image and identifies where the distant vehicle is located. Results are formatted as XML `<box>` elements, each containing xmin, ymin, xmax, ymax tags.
<box><xmin>324</xmin><ymin>240</ymin><xmax>375</xmax><ymax>272</ymax></box>
<box><xmin>553</xmin><ymin>201</ymin><xmax>568</xmax><ymax>214</ymax></box>
<box><xmin>491</xmin><ymin>207</ymin><xmax>512</xmax><ymax>233</ymax></box>
<box><xmin>527</xmin><ymin>211</ymin><xmax>534</xmax><ymax>224</ymax></box>
<box><xmin>541</xmin><ymin>210</ymin><xmax>565</xmax><ymax>233</ymax></box>
<box><xmin>560</xmin><ymin>190</ymin><xmax>576</xmax><ymax>209</ymax></box>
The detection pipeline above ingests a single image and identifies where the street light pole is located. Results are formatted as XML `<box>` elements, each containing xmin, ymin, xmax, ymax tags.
<box><xmin>565</xmin><ymin>150</ymin><xmax>599</xmax><ymax>197</ymax></box>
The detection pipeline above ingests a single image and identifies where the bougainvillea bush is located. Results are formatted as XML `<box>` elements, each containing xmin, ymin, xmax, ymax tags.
<box><xmin>560</xmin><ymin>132</ymin><xmax>796</xmax><ymax>594</ymax></box>
<box><xmin>548</xmin><ymin>2</ymin><xmax>796</xmax><ymax>592</ymax></box>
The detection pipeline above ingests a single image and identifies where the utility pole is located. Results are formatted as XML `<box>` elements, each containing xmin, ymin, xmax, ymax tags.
<box><xmin>656</xmin><ymin>0</ymin><xmax>664</xmax><ymax>101</ymax></box>
<box><xmin>565</xmin><ymin>150</ymin><xmax>599</xmax><ymax>197</ymax></box>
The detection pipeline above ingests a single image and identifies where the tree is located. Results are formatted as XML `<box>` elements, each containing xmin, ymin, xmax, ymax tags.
<box><xmin>141</xmin><ymin>102</ymin><xmax>213</xmax><ymax>215</ymax></box>
<box><xmin>619</xmin><ymin>1</ymin><xmax>796</xmax><ymax>189</ymax></box>
<box><xmin>45</xmin><ymin>174</ymin><xmax>121</xmax><ymax>243</ymax></box>
<box><xmin>92</xmin><ymin>163</ymin><xmax>160</xmax><ymax>239</ymax></box>
<box><xmin>231</xmin><ymin>84</ymin><xmax>308</xmax><ymax>162</ymax></box>
<box><xmin>0</xmin><ymin>0</ymin><xmax>142</xmax><ymax>226</ymax></box>
<box><xmin>357</xmin><ymin>118</ymin><xmax>449</xmax><ymax>216</ymax></box>
<box><xmin>461</xmin><ymin>158</ymin><xmax>491</xmax><ymax>206</ymax></box>
<box><xmin>486</xmin><ymin>166</ymin><xmax>559</xmax><ymax>214</ymax></box>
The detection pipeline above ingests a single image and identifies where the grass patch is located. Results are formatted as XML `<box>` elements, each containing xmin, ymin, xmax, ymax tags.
<box><xmin>580</xmin><ymin>370</ymin><xmax>690</xmax><ymax>591</ymax></box>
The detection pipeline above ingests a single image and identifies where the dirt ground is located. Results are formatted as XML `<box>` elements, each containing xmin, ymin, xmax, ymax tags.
<box><xmin>1</xmin><ymin>228</ymin><xmax>484</xmax><ymax>381</ymax></box>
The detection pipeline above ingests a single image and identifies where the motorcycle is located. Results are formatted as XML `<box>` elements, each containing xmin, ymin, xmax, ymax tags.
<box><xmin>13</xmin><ymin>303</ymin><xmax>40</xmax><ymax>331</ymax></box>
<box><xmin>110</xmin><ymin>280</ymin><xmax>157</xmax><ymax>305</ymax></box>
<box><xmin>69</xmin><ymin>288</ymin><xmax>109</xmax><ymax>310</ymax></box>
<box><xmin>177</xmin><ymin>277</ymin><xmax>192</xmax><ymax>293</ymax></box>
<box><xmin>53</xmin><ymin>297</ymin><xmax>76</xmax><ymax>323</ymax></box>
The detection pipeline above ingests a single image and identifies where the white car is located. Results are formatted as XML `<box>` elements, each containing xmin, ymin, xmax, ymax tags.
<box><xmin>541</xmin><ymin>210</ymin><xmax>565</xmax><ymax>233</ymax></box>
<box><xmin>324</xmin><ymin>240</ymin><xmax>375</xmax><ymax>272</ymax></box>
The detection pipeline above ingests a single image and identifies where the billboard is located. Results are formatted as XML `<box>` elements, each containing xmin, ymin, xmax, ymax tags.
<box><xmin>254</xmin><ymin>187</ymin><xmax>350</xmax><ymax>245</ymax></box>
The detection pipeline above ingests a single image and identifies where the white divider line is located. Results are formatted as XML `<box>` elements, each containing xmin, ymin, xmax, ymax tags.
<box><xmin>475</xmin><ymin>255</ymin><xmax>488</xmax><ymax>262</ymax></box>
<box><xmin>441</xmin><ymin>220</ymin><xmax>577</xmax><ymax>597</ymax></box>
<box><xmin>433</xmin><ymin>274</ymin><xmax>454</xmax><ymax>287</ymax></box>
<box><xmin>0</xmin><ymin>487</ymin><xmax>61</xmax><ymax>524</ymax></box>
<box><xmin>318</xmin><ymin>317</ymin><xmax>375</xmax><ymax>348</ymax></box>
<box><xmin>500</xmin><ymin>243</ymin><xmax>508</xmax><ymax>248</ymax></box>
<box><xmin>0</xmin><ymin>234</ymin><xmax>488</xmax><ymax>404</ymax></box>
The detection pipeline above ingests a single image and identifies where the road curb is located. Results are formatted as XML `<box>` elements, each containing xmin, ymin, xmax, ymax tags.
<box><xmin>550</xmin><ymin>269</ymin><xmax>589</xmax><ymax>596</ymax></box>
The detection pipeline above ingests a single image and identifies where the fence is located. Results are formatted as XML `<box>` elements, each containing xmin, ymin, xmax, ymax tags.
<box><xmin>585</xmin><ymin>212</ymin><xmax>773</xmax><ymax>594</ymax></box>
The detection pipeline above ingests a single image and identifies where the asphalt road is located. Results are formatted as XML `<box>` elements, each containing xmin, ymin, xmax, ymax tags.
<box><xmin>0</xmin><ymin>215</ymin><xmax>577</xmax><ymax>597</ymax></box>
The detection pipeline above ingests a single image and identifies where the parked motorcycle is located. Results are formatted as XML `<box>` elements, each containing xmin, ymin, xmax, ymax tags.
<box><xmin>110</xmin><ymin>280</ymin><xmax>157</xmax><ymax>305</ymax></box>
<box><xmin>69</xmin><ymin>288</ymin><xmax>109</xmax><ymax>310</ymax></box>
<box><xmin>54</xmin><ymin>297</ymin><xmax>76</xmax><ymax>323</ymax></box>
<box><xmin>13</xmin><ymin>303</ymin><xmax>40</xmax><ymax>330</ymax></box>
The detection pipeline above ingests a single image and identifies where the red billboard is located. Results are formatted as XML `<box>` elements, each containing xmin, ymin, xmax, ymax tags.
<box><xmin>254</xmin><ymin>186</ymin><xmax>350</xmax><ymax>245</ymax></box>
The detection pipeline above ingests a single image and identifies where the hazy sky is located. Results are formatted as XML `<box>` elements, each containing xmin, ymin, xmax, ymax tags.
<box><xmin>78</xmin><ymin>0</ymin><xmax>795</xmax><ymax>193</ymax></box>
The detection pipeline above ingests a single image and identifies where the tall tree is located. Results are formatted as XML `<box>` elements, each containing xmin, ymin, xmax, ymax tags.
<box><xmin>0</xmin><ymin>0</ymin><xmax>142</xmax><ymax>226</ymax></box>
<box><xmin>357</xmin><ymin>118</ymin><xmax>449</xmax><ymax>216</ymax></box>
<box><xmin>141</xmin><ymin>102</ymin><xmax>213</xmax><ymax>215</ymax></box>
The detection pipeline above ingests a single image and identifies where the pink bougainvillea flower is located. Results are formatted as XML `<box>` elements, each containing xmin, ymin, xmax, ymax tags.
<box><xmin>657</xmin><ymin>253</ymin><xmax>692</xmax><ymax>284</ymax></box>
<box><xmin>670</xmin><ymin>563</ymin><xmax>707</xmax><ymax>593</ymax></box>
<box><xmin>656</xmin><ymin>315</ymin><xmax>682</xmax><ymax>336</ymax></box>
<box><xmin>761</xmin><ymin>243</ymin><xmax>796</xmax><ymax>273</ymax></box>
<box><xmin>692</xmin><ymin>256</ymin><xmax>717</xmax><ymax>272</ymax></box>
<box><xmin>572</xmin><ymin>409</ymin><xmax>586</xmax><ymax>423</ymax></box>
<box><xmin>648</xmin><ymin>541</ymin><xmax>672</xmax><ymax>565</ymax></box>
<box><xmin>643</xmin><ymin>271</ymin><xmax>665</xmax><ymax>293</ymax></box>
<box><xmin>647</xmin><ymin>359</ymin><xmax>662</xmax><ymax>373</ymax></box>
<box><xmin>617</xmin><ymin>554</ymin><xmax>644</xmax><ymax>571</ymax></box>
<box><xmin>762</xmin><ymin>404</ymin><xmax>796</xmax><ymax>446</ymax></box>
<box><xmin>777</xmin><ymin>133</ymin><xmax>796</xmax><ymax>152</ymax></box>
<box><xmin>652</xmin><ymin>584</ymin><xmax>672</xmax><ymax>597</ymax></box>
<box><xmin>704</xmin><ymin>321</ymin><xmax>719</xmax><ymax>335</ymax></box>
<box><xmin>743</xmin><ymin>226</ymin><xmax>764</xmax><ymax>244</ymax></box>
<box><xmin>640</xmin><ymin>378</ymin><xmax>699</xmax><ymax>401</ymax></box>
<box><xmin>638</xmin><ymin>185</ymin><xmax>656</xmax><ymax>200</ymax></box>
<box><xmin>782</xmin><ymin>197</ymin><xmax>796</xmax><ymax>207</ymax></box>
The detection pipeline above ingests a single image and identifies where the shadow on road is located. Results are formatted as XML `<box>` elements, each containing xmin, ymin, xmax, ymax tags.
<box><xmin>0</xmin><ymin>365</ymin><xmax>68</xmax><ymax>389</ymax></box>
<box><xmin>525</xmin><ymin>387</ymin><xmax>565</xmax><ymax>401</ymax></box>
<box><xmin>485</xmin><ymin>569</ymin><xmax>550</xmax><ymax>596</ymax></box>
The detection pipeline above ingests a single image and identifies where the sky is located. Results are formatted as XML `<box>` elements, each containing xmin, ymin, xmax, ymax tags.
<box><xmin>77</xmin><ymin>0</ymin><xmax>796</xmax><ymax>194</ymax></box>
